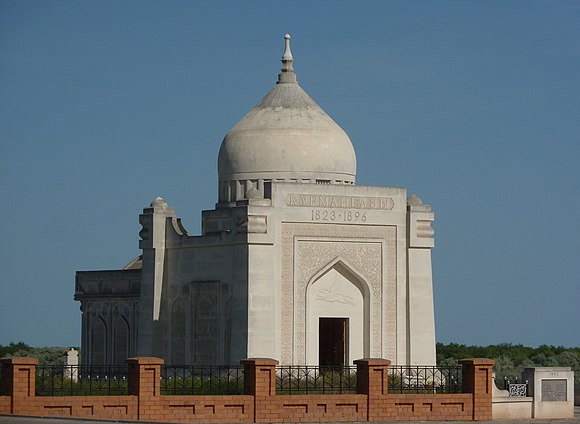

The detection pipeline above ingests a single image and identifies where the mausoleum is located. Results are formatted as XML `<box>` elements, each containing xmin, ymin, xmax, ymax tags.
<box><xmin>75</xmin><ymin>34</ymin><xmax>437</xmax><ymax>367</ymax></box>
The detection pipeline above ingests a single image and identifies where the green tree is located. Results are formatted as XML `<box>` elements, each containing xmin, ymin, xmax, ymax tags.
<box><xmin>0</xmin><ymin>342</ymin><xmax>32</xmax><ymax>358</ymax></box>
<box><xmin>0</xmin><ymin>343</ymin><xmax>68</xmax><ymax>365</ymax></box>
<box><xmin>493</xmin><ymin>355</ymin><xmax>519</xmax><ymax>381</ymax></box>
<box><xmin>437</xmin><ymin>342</ymin><xmax>580</xmax><ymax>381</ymax></box>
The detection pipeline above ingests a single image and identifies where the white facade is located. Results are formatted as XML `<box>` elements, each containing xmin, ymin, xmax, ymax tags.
<box><xmin>76</xmin><ymin>35</ymin><xmax>437</xmax><ymax>367</ymax></box>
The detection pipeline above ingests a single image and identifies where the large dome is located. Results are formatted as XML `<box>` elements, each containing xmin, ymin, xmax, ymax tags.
<box><xmin>217</xmin><ymin>35</ymin><xmax>356</xmax><ymax>203</ymax></box>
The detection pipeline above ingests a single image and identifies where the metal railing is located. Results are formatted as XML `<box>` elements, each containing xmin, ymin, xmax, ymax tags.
<box><xmin>36</xmin><ymin>365</ymin><xmax>129</xmax><ymax>396</ymax></box>
<box><xmin>495</xmin><ymin>376</ymin><xmax>528</xmax><ymax>397</ymax></box>
<box><xmin>388</xmin><ymin>365</ymin><xmax>463</xmax><ymax>394</ymax></box>
<box><xmin>276</xmin><ymin>365</ymin><xmax>357</xmax><ymax>395</ymax></box>
<box><xmin>160</xmin><ymin>365</ymin><xmax>244</xmax><ymax>395</ymax></box>
<box><xmin>32</xmin><ymin>363</ymin><xmax>467</xmax><ymax>397</ymax></box>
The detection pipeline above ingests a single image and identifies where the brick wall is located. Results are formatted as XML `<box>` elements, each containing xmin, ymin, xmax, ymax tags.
<box><xmin>0</xmin><ymin>357</ymin><xmax>494</xmax><ymax>422</ymax></box>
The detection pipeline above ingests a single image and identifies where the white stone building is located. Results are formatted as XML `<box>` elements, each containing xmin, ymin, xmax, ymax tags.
<box><xmin>75</xmin><ymin>35</ymin><xmax>436</xmax><ymax>367</ymax></box>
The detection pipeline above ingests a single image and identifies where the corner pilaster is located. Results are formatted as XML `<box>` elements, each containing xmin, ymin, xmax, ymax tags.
<box><xmin>406</xmin><ymin>195</ymin><xmax>436</xmax><ymax>365</ymax></box>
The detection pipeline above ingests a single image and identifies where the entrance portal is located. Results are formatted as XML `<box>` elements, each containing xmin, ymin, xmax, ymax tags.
<box><xmin>319</xmin><ymin>318</ymin><xmax>348</xmax><ymax>367</ymax></box>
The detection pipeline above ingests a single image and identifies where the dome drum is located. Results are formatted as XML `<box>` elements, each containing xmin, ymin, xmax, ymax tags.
<box><xmin>218</xmin><ymin>176</ymin><xmax>355</xmax><ymax>204</ymax></box>
<box><xmin>217</xmin><ymin>34</ymin><xmax>357</xmax><ymax>204</ymax></box>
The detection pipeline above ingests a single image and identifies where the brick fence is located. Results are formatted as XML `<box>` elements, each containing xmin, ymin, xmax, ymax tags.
<box><xmin>0</xmin><ymin>357</ymin><xmax>494</xmax><ymax>422</ymax></box>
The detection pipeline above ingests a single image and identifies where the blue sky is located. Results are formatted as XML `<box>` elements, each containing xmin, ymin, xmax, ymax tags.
<box><xmin>1</xmin><ymin>1</ymin><xmax>578</xmax><ymax>349</ymax></box>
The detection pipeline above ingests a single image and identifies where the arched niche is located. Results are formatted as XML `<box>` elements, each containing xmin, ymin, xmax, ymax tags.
<box><xmin>171</xmin><ymin>298</ymin><xmax>186</xmax><ymax>364</ymax></box>
<box><xmin>305</xmin><ymin>257</ymin><xmax>370</xmax><ymax>365</ymax></box>
<box><xmin>112</xmin><ymin>317</ymin><xmax>129</xmax><ymax>366</ymax></box>
<box><xmin>91</xmin><ymin>317</ymin><xmax>107</xmax><ymax>365</ymax></box>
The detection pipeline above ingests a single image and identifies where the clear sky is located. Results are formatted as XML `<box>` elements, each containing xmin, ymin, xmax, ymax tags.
<box><xmin>1</xmin><ymin>1</ymin><xmax>579</xmax><ymax>349</ymax></box>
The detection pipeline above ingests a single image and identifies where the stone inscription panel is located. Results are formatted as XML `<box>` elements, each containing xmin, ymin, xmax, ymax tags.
<box><xmin>287</xmin><ymin>194</ymin><xmax>394</xmax><ymax>210</ymax></box>
<box><xmin>541</xmin><ymin>379</ymin><xmax>567</xmax><ymax>401</ymax></box>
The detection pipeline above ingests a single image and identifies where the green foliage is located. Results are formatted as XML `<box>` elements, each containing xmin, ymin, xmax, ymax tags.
<box><xmin>0</xmin><ymin>342</ymin><xmax>32</xmax><ymax>358</ymax></box>
<box><xmin>437</xmin><ymin>342</ymin><xmax>580</xmax><ymax>380</ymax></box>
<box><xmin>276</xmin><ymin>368</ymin><xmax>357</xmax><ymax>395</ymax></box>
<box><xmin>36</xmin><ymin>374</ymin><xmax>128</xmax><ymax>396</ymax></box>
<box><xmin>0</xmin><ymin>342</ymin><xmax>73</xmax><ymax>365</ymax></box>
<box><xmin>161</xmin><ymin>374</ymin><xmax>244</xmax><ymax>395</ymax></box>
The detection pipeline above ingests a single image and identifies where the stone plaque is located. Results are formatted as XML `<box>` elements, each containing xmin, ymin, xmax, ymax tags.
<box><xmin>287</xmin><ymin>194</ymin><xmax>394</xmax><ymax>210</ymax></box>
<box><xmin>541</xmin><ymin>379</ymin><xmax>567</xmax><ymax>401</ymax></box>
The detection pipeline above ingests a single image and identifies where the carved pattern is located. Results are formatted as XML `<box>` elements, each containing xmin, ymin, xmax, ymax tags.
<box><xmin>281</xmin><ymin>223</ymin><xmax>396</xmax><ymax>364</ymax></box>
<box><xmin>295</xmin><ymin>241</ymin><xmax>381</xmax><ymax>362</ymax></box>
<box><xmin>316</xmin><ymin>284</ymin><xmax>355</xmax><ymax>305</ymax></box>
<box><xmin>508</xmin><ymin>384</ymin><xmax>527</xmax><ymax>397</ymax></box>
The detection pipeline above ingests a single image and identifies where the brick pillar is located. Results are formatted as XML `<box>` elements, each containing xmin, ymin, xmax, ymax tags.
<box><xmin>459</xmin><ymin>358</ymin><xmax>495</xmax><ymax>420</ymax></box>
<box><xmin>126</xmin><ymin>357</ymin><xmax>164</xmax><ymax>421</ymax></box>
<box><xmin>354</xmin><ymin>358</ymin><xmax>391</xmax><ymax>421</ymax></box>
<box><xmin>241</xmin><ymin>358</ymin><xmax>278</xmax><ymax>423</ymax></box>
<box><xmin>0</xmin><ymin>357</ymin><xmax>38</xmax><ymax>414</ymax></box>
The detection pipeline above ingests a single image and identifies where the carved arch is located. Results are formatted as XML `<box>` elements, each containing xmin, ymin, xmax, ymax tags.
<box><xmin>305</xmin><ymin>256</ymin><xmax>371</xmax><ymax>301</ymax></box>
<box><xmin>304</xmin><ymin>256</ymin><xmax>371</xmax><ymax>365</ymax></box>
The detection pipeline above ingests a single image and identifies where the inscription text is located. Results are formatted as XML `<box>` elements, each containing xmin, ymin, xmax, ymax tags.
<box><xmin>312</xmin><ymin>209</ymin><xmax>366</xmax><ymax>222</ymax></box>
<box><xmin>542</xmin><ymin>379</ymin><xmax>567</xmax><ymax>402</ymax></box>
<box><xmin>288</xmin><ymin>194</ymin><xmax>394</xmax><ymax>210</ymax></box>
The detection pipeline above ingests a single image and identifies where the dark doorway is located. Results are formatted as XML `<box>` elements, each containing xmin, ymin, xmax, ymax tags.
<box><xmin>319</xmin><ymin>318</ymin><xmax>348</xmax><ymax>367</ymax></box>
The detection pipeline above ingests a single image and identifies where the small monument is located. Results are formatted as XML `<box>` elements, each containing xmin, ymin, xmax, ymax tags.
<box><xmin>522</xmin><ymin>367</ymin><xmax>575</xmax><ymax>418</ymax></box>
<box><xmin>64</xmin><ymin>348</ymin><xmax>79</xmax><ymax>382</ymax></box>
<box><xmin>492</xmin><ymin>367</ymin><xmax>575</xmax><ymax>419</ymax></box>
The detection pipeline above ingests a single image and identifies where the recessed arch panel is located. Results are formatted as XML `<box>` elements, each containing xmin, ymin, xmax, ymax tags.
<box><xmin>91</xmin><ymin>317</ymin><xmax>107</xmax><ymax>365</ymax></box>
<box><xmin>305</xmin><ymin>257</ymin><xmax>371</xmax><ymax>365</ymax></box>
<box><xmin>113</xmin><ymin>317</ymin><xmax>129</xmax><ymax>365</ymax></box>
<box><xmin>171</xmin><ymin>298</ymin><xmax>186</xmax><ymax>364</ymax></box>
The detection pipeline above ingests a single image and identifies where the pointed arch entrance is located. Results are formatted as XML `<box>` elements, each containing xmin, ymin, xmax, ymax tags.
<box><xmin>305</xmin><ymin>257</ymin><xmax>370</xmax><ymax>365</ymax></box>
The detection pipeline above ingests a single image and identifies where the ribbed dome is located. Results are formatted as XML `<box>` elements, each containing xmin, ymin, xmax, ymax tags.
<box><xmin>217</xmin><ymin>34</ymin><xmax>356</xmax><ymax>203</ymax></box>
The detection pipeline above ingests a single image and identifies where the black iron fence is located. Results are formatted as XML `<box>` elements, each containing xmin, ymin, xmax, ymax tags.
<box><xmin>160</xmin><ymin>365</ymin><xmax>244</xmax><ymax>395</ymax></box>
<box><xmin>36</xmin><ymin>365</ymin><xmax>129</xmax><ymax>396</ymax></box>
<box><xmin>388</xmin><ymin>365</ymin><xmax>463</xmax><ymax>394</ymax></box>
<box><xmin>32</xmin><ymin>363</ymin><xmax>466</xmax><ymax>397</ymax></box>
<box><xmin>276</xmin><ymin>365</ymin><xmax>357</xmax><ymax>395</ymax></box>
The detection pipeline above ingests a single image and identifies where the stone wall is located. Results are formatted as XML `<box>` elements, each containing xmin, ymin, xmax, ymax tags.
<box><xmin>75</xmin><ymin>269</ymin><xmax>141</xmax><ymax>365</ymax></box>
<box><xmin>0</xmin><ymin>357</ymin><xmax>493</xmax><ymax>422</ymax></box>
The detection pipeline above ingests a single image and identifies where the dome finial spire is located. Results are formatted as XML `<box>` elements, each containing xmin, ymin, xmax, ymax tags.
<box><xmin>278</xmin><ymin>33</ymin><xmax>296</xmax><ymax>84</ymax></box>
<box><xmin>282</xmin><ymin>33</ymin><xmax>293</xmax><ymax>63</ymax></box>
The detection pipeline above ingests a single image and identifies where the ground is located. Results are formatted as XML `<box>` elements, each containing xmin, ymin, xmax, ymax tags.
<box><xmin>1</xmin><ymin>406</ymin><xmax>580</xmax><ymax>424</ymax></box>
